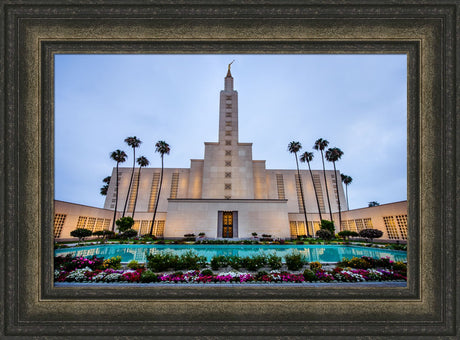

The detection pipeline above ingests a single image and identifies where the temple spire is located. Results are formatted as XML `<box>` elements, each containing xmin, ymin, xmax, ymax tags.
<box><xmin>226</xmin><ymin>60</ymin><xmax>235</xmax><ymax>77</ymax></box>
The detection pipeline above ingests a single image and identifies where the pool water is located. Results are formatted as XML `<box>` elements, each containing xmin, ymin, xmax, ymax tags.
<box><xmin>55</xmin><ymin>244</ymin><xmax>407</xmax><ymax>263</ymax></box>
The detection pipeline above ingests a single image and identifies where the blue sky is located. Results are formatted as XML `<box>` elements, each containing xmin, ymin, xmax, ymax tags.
<box><xmin>55</xmin><ymin>54</ymin><xmax>407</xmax><ymax>210</ymax></box>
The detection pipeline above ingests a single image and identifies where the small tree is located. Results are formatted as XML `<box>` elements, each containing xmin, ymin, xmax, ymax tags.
<box><xmin>316</xmin><ymin>229</ymin><xmax>333</xmax><ymax>240</ymax></box>
<box><xmin>70</xmin><ymin>228</ymin><xmax>93</xmax><ymax>243</ymax></box>
<box><xmin>359</xmin><ymin>229</ymin><xmax>383</xmax><ymax>242</ymax></box>
<box><xmin>121</xmin><ymin>229</ymin><xmax>138</xmax><ymax>239</ymax></box>
<box><xmin>338</xmin><ymin>230</ymin><xmax>359</xmax><ymax>241</ymax></box>
<box><xmin>93</xmin><ymin>230</ymin><xmax>115</xmax><ymax>243</ymax></box>
<box><xmin>116</xmin><ymin>216</ymin><xmax>135</xmax><ymax>233</ymax></box>
<box><xmin>320</xmin><ymin>220</ymin><xmax>335</xmax><ymax>235</ymax></box>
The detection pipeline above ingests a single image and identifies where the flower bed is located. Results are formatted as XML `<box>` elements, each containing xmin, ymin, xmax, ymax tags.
<box><xmin>54</xmin><ymin>255</ymin><xmax>407</xmax><ymax>284</ymax></box>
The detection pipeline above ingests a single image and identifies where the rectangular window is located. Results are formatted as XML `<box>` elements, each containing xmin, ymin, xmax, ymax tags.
<box><xmin>363</xmin><ymin>218</ymin><xmax>373</xmax><ymax>229</ymax></box>
<box><xmin>312</xmin><ymin>174</ymin><xmax>326</xmax><ymax>213</ymax></box>
<box><xmin>153</xmin><ymin>220</ymin><xmax>165</xmax><ymax>237</ymax></box>
<box><xmin>140</xmin><ymin>220</ymin><xmax>151</xmax><ymax>235</ymax></box>
<box><xmin>226</xmin><ymin>112</ymin><xmax>232</xmax><ymax>117</ymax></box>
<box><xmin>103</xmin><ymin>219</ymin><xmax>111</xmax><ymax>230</ymax></box>
<box><xmin>86</xmin><ymin>217</ymin><xmax>97</xmax><ymax>232</ymax></box>
<box><xmin>127</xmin><ymin>169</ymin><xmax>140</xmax><ymax>212</ymax></box>
<box><xmin>395</xmin><ymin>214</ymin><xmax>408</xmax><ymax>240</ymax></box>
<box><xmin>289</xmin><ymin>221</ymin><xmax>298</xmax><ymax>238</ymax></box>
<box><xmin>225</xmin><ymin>172</ymin><xmax>231</xmax><ymax>178</ymax></box>
<box><xmin>276</xmin><ymin>174</ymin><xmax>285</xmax><ymax>200</ymax></box>
<box><xmin>225</xmin><ymin>183</ymin><xmax>231</xmax><ymax>190</ymax></box>
<box><xmin>53</xmin><ymin>214</ymin><xmax>67</xmax><ymax>238</ymax></box>
<box><xmin>226</xmin><ymin>95</ymin><xmax>232</xmax><ymax>100</ymax></box>
<box><xmin>225</xmin><ymin>121</ymin><xmax>231</xmax><ymax>127</ymax></box>
<box><xmin>225</xmin><ymin>161</ymin><xmax>231</xmax><ymax>167</ymax></box>
<box><xmin>76</xmin><ymin>216</ymin><xmax>87</xmax><ymax>229</ymax></box>
<box><xmin>226</xmin><ymin>104</ymin><xmax>232</xmax><ymax>109</ymax></box>
<box><xmin>224</xmin><ymin>195</ymin><xmax>231</xmax><ymax>199</ymax></box>
<box><xmin>169</xmin><ymin>172</ymin><xmax>180</xmax><ymax>199</ymax></box>
<box><xmin>225</xmin><ymin>140</ymin><xmax>231</xmax><ymax>145</ymax></box>
<box><xmin>148</xmin><ymin>173</ymin><xmax>161</xmax><ymax>212</ymax></box>
<box><xmin>383</xmin><ymin>216</ymin><xmax>400</xmax><ymax>239</ymax></box>
<box><xmin>355</xmin><ymin>219</ymin><xmax>365</xmax><ymax>232</ymax></box>
<box><xmin>94</xmin><ymin>218</ymin><xmax>105</xmax><ymax>232</ymax></box>
<box><xmin>225</xmin><ymin>131</ymin><xmax>232</xmax><ymax>136</ymax></box>
<box><xmin>294</xmin><ymin>174</ymin><xmax>305</xmax><ymax>213</ymax></box>
<box><xmin>225</xmin><ymin>150</ymin><xmax>232</xmax><ymax>156</ymax></box>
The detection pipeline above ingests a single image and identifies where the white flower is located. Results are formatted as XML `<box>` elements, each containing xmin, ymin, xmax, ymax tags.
<box><xmin>103</xmin><ymin>273</ymin><xmax>123</xmax><ymax>282</ymax></box>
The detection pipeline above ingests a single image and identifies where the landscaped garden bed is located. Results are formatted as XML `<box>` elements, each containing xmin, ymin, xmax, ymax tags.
<box><xmin>54</xmin><ymin>252</ymin><xmax>407</xmax><ymax>284</ymax></box>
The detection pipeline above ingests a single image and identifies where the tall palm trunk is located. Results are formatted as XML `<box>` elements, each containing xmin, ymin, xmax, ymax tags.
<box><xmin>122</xmin><ymin>147</ymin><xmax>136</xmax><ymax>217</ymax></box>
<box><xmin>307</xmin><ymin>161</ymin><xmax>323</xmax><ymax>222</ymax></box>
<box><xmin>345</xmin><ymin>184</ymin><xmax>349</xmax><ymax>210</ymax></box>
<box><xmin>149</xmin><ymin>155</ymin><xmax>164</xmax><ymax>236</ymax></box>
<box><xmin>332</xmin><ymin>162</ymin><xmax>342</xmax><ymax>231</ymax></box>
<box><xmin>320</xmin><ymin>150</ymin><xmax>333</xmax><ymax>222</ymax></box>
<box><xmin>131</xmin><ymin>167</ymin><xmax>142</xmax><ymax>220</ymax></box>
<box><xmin>111</xmin><ymin>164</ymin><xmax>119</xmax><ymax>232</ymax></box>
<box><xmin>295</xmin><ymin>155</ymin><xmax>310</xmax><ymax>237</ymax></box>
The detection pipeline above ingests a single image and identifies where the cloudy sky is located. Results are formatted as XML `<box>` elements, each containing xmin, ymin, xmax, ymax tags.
<box><xmin>55</xmin><ymin>54</ymin><xmax>407</xmax><ymax>210</ymax></box>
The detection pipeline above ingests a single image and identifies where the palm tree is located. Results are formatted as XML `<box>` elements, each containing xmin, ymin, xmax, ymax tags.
<box><xmin>341</xmin><ymin>174</ymin><xmax>353</xmax><ymax>210</ymax></box>
<box><xmin>132</xmin><ymin>156</ymin><xmax>149</xmax><ymax>220</ymax></box>
<box><xmin>300</xmin><ymin>151</ymin><xmax>323</xmax><ymax>222</ymax></box>
<box><xmin>288</xmin><ymin>141</ymin><xmax>310</xmax><ymax>237</ymax></box>
<box><xmin>313</xmin><ymin>138</ymin><xmax>333</xmax><ymax>222</ymax></box>
<box><xmin>100</xmin><ymin>176</ymin><xmax>111</xmax><ymax>196</ymax></box>
<box><xmin>149</xmin><ymin>141</ymin><xmax>170</xmax><ymax>236</ymax></box>
<box><xmin>122</xmin><ymin>136</ymin><xmax>142</xmax><ymax>217</ymax></box>
<box><xmin>110</xmin><ymin>150</ymin><xmax>127</xmax><ymax>231</ymax></box>
<box><xmin>325</xmin><ymin>147</ymin><xmax>344</xmax><ymax>231</ymax></box>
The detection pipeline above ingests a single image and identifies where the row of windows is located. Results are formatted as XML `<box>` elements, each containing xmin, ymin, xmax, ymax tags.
<box><xmin>289</xmin><ymin>221</ymin><xmax>321</xmax><ymax>238</ymax></box>
<box><xmin>132</xmin><ymin>220</ymin><xmax>165</xmax><ymax>237</ymax></box>
<box><xmin>76</xmin><ymin>216</ymin><xmax>111</xmax><ymax>233</ymax></box>
<box><xmin>341</xmin><ymin>218</ymin><xmax>373</xmax><ymax>233</ymax></box>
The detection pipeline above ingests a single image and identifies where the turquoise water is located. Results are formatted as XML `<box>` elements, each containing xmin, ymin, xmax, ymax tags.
<box><xmin>55</xmin><ymin>244</ymin><xmax>407</xmax><ymax>263</ymax></box>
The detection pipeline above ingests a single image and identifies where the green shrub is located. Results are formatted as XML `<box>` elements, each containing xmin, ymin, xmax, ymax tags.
<box><xmin>284</xmin><ymin>252</ymin><xmax>306</xmax><ymax>271</ymax></box>
<box><xmin>267</xmin><ymin>253</ymin><xmax>282</xmax><ymax>270</ymax></box>
<box><xmin>320</xmin><ymin>220</ymin><xmax>335</xmax><ymax>234</ymax></box>
<box><xmin>303</xmin><ymin>269</ymin><xmax>317</xmax><ymax>281</ymax></box>
<box><xmin>210</xmin><ymin>255</ymin><xmax>228</xmax><ymax>270</ymax></box>
<box><xmin>146</xmin><ymin>251</ymin><xmax>178</xmax><ymax>272</ymax></box>
<box><xmin>316</xmin><ymin>229</ymin><xmax>333</xmax><ymax>240</ymax></box>
<box><xmin>201</xmin><ymin>269</ymin><xmax>214</xmax><ymax>276</ymax></box>
<box><xmin>121</xmin><ymin>228</ymin><xmax>138</xmax><ymax>239</ymax></box>
<box><xmin>242</xmin><ymin>254</ymin><xmax>267</xmax><ymax>271</ymax></box>
<box><xmin>115</xmin><ymin>216</ymin><xmax>135</xmax><ymax>233</ymax></box>
<box><xmin>309</xmin><ymin>261</ymin><xmax>322</xmax><ymax>271</ymax></box>
<box><xmin>175</xmin><ymin>250</ymin><xmax>206</xmax><ymax>270</ymax></box>
<box><xmin>127</xmin><ymin>260</ymin><xmax>141</xmax><ymax>270</ymax></box>
<box><xmin>338</xmin><ymin>230</ymin><xmax>359</xmax><ymax>240</ymax></box>
<box><xmin>140</xmin><ymin>270</ymin><xmax>158</xmax><ymax>283</ymax></box>
<box><xmin>228</xmin><ymin>255</ymin><xmax>242</xmax><ymax>270</ymax></box>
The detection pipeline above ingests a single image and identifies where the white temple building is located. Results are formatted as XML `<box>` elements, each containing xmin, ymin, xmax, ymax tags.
<box><xmin>54</xmin><ymin>67</ymin><xmax>408</xmax><ymax>241</ymax></box>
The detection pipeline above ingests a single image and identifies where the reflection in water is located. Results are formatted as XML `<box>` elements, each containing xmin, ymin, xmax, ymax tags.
<box><xmin>55</xmin><ymin>244</ymin><xmax>407</xmax><ymax>263</ymax></box>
